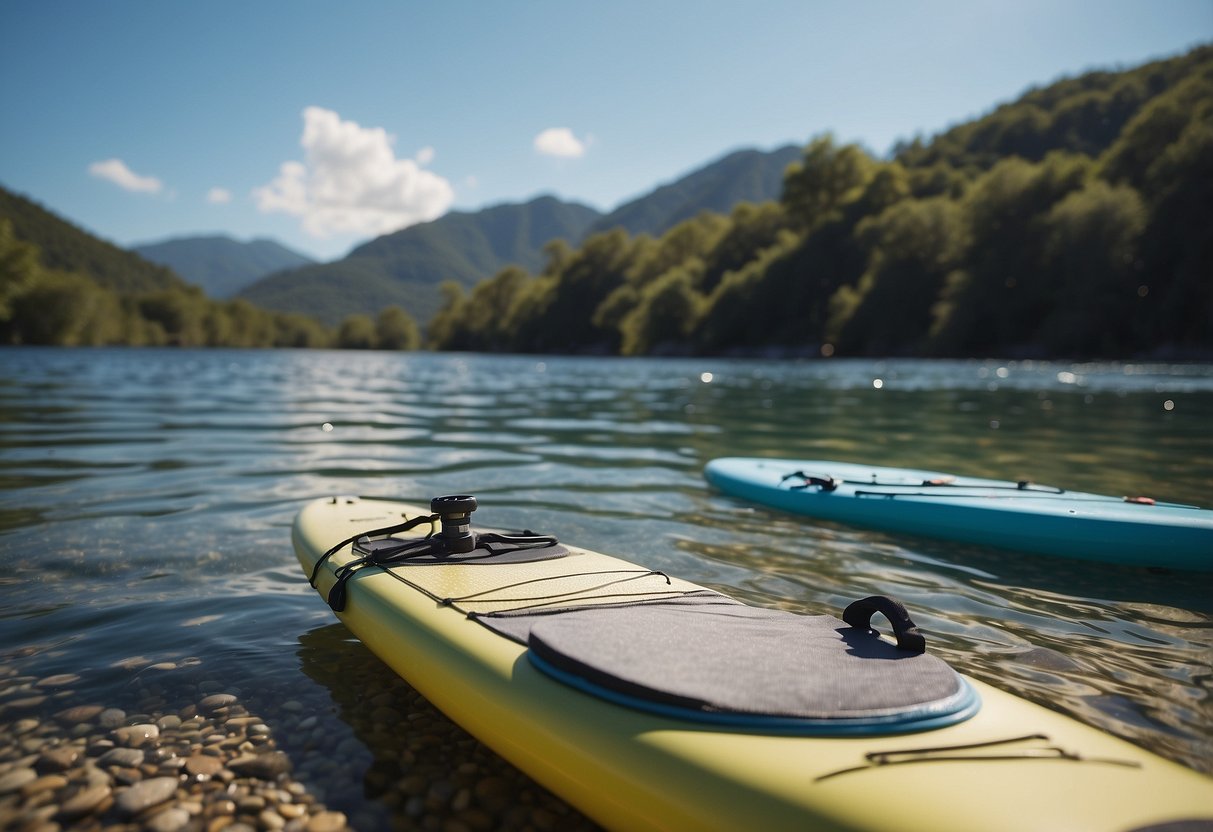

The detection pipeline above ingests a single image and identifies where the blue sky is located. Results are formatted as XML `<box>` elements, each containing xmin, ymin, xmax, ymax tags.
<box><xmin>1</xmin><ymin>1</ymin><xmax>1209</xmax><ymax>262</ymax></box>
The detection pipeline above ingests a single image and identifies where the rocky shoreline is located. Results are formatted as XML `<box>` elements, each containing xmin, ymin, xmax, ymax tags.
<box><xmin>0</xmin><ymin>649</ymin><xmax>599</xmax><ymax>832</ymax></box>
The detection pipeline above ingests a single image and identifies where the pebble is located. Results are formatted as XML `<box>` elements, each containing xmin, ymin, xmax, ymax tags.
<box><xmin>35</xmin><ymin>674</ymin><xmax>81</xmax><ymax>688</ymax></box>
<box><xmin>113</xmin><ymin>723</ymin><xmax>160</xmax><ymax>747</ymax></box>
<box><xmin>99</xmin><ymin>707</ymin><xmax>127</xmax><ymax>728</ymax></box>
<box><xmin>115</xmin><ymin>775</ymin><xmax>179</xmax><ymax>816</ymax></box>
<box><xmin>184</xmin><ymin>754</ymin><xmax>224</xmax><ymax>778</ymax></box>
<box><xmin>0</xmin><ymin>766</ymin><xmax>37</xmax><ymax>793</ymax></box>
<box><xmin>306</xmin><ymin>810</ymin><xmax>347</xmax><ymax>831</ymax></box>
<box><xmin>98</xmin><ymin>746</ymin><xmax>145</xmax><ymax>767</ymax></box>
<box><xmin>1</xmin><ymin>648</ymin><xmax>601</xmax><ymax>832</ymax></box>
<box><xmin>146</xmin><ymin>806</ymin><xmax>191</xmax><ymax>832</ymax></box>
<box><xmin>57</xmin><ymin>783</ymin><xmax>113</xmax><ymax>819</ymax></box>
<box><xmin>36</xmin><ymin>745</ymin><xmax>79</xmax><ymax>772</ymax></box>
<box><xmin>198</xmin><ymin>693</ymin><xmax>237</xmax><ymax>712</ymax></box>
<box><xmin>54</xmin><ymin>704</ymin><xmax>103</xmax><ymax>723</ymax></box>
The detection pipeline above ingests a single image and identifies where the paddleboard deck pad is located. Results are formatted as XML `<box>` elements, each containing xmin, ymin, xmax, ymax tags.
<box><xmin>294</xmin><ymin>495</ymin><xmax>1213</xmax><ymax>831</ymax></box>
<box><xmin>705</xmin><ymin>457</ymin><xmax>1213</xmax><ymax>570</ymax></box>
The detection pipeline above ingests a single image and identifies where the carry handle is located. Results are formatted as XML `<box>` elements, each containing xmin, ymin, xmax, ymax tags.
<box><xmin>843</xmin><ymin>595</ymin><xmax>926</xmax><ymax>654</ymax></box>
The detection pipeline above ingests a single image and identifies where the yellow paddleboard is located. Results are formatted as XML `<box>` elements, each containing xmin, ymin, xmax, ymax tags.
<box><xmin>294</xmin><ymin>495</ymin><xmax>1213</xmax><ymax>832</ymax></box>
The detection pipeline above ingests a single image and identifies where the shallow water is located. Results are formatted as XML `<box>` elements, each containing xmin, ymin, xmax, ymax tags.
<box><xmin>1</xmin><ymin>348</ymin><xmax>1210</xmax><ymax>824</ymax></box>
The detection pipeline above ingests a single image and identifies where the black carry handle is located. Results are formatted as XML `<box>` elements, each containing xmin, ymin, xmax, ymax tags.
<box><xmin>843</xmin><ymin>595</ymin><xmax>926</xmax><ymax>654</ymax></box>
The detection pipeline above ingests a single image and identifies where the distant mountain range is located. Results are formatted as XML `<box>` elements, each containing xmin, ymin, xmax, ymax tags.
<box><xmin>239</xmin><ymin>195</ymin><xmax>602</xmax><ymax>325</ymax></box>
<box><xmin>237</xmin><ymin>144</ymin><xmax>801</xmax><ymax>325</ymax></box>
<box><xmin>584</xmin><ymin>145</ymin><xmax>800</xmax><ymax>238</ymax></box>
<box><xmin>133</xmin><ymin>235</ymin><xmax>314</xmax><ymax>299</ymax></box>
<box><xmin>0</xmin><ymin>141</ymin><xmax>801</xmax><ymax>327</ymax></box>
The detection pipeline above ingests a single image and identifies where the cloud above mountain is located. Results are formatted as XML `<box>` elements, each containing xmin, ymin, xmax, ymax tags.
<box><xmin>534</xmin><ymin>127</ymin><xmax>587</xmax><ymax>158</ymax></box>
<box><xmin>89</xmin><ymin>159</ymin><xmax>163</xmax><ymax>194</ymax></box>
<box><xmin>254</xmin><ymin>107</ymin><xmax>454</xmax><ymax>238</ymax></box>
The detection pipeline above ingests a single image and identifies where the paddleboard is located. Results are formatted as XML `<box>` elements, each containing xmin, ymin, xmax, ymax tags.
<box><xmin>704</xmin><ymin>458</ymin><xmax>1213</xmax><ymax>570</ymax></box>
<box><xmin>294</xmin><ymin>495</ymin><xmax>1213</xmax><ymax>832</ymax></box>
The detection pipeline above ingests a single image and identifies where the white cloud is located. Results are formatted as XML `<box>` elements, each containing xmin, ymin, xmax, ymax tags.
<box><xmin>254</xmin><ymin>107</ymin><xmax>454</xmax><ymax>239</ymax></box>
<box><xmin>88</xmin><ymin>158</ymin><xmax>162</xmax><ymax>194</ymax></box>
<box><xmin>415</xmin><ymin>146</ymin><xmax>435</xmax><ymax>166</ymax></box>
<box><xmin>533</xmin><ymin>127</ymin><xmax>586</xmax><ymax>158</ymax></box>
<box><xmin>207</xmin><ymin>187</ymin><xmax>232</xmax><ymax>204</ymax></box>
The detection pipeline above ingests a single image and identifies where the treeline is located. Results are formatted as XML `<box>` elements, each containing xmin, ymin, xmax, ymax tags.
<box><xmin>0</xmin><ymin>220</ymin><xmax>421</xmax><ymax>350</ymax></box>
<box><xmin>3</xmin><ymin>45</ymin><xmax>1209</xmax><ymax>358</ymax></box>
<box><xmin>429</xmin><ymin>46</ymin><xmax>1212</xmax><ymax>358</ymax></box>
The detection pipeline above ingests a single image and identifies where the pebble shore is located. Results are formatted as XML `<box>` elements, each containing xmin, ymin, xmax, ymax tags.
<box><xmin>0</xmin><ymin>637</ymin><xmax>600</xmax><ymax>832</ymax></box>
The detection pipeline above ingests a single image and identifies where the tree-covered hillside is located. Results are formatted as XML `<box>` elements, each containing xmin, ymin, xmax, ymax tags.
<box><xmin>239</xmin><ymin>196</ymin><xmax>602</xmax><ymax>325</ymax></box>
<box><xmin>134</xmin><ymin>235</ymin><xmax>315</xmax><ymax>299</ymax></box>
<box><xmin>429</xmin><ymin>45</ymin><xmax>1212</xmax><ymax>358</ymax></box>
<box><xmin>586</xmin><ymin>145</ymin><xmax>802</xmax><ymax>238</ymax></box>
<box><xmin>0</xmin><ymin>187</ymin><xmax>183</xmax><ymax>294</ymax></box>
<box><xmin>0</xmin><ymin>186</ymin><xmax>414</xmax><ymax>349</ymax></box>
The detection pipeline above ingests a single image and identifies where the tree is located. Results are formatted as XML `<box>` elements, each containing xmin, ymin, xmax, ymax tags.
<box><xmin>336</xmin><ymin>314</ymin><xmax>377</xmax><ymax>349</ymax></box>
<box><xmin>0</xmin><ymin>219</ymin><xmax>40</xmax><ymax>324</ymax></box>
<box><xmin>782</xmin><ymin>135</ymin><xmax>877</xmax><ymax>230</ymax></box>
<box><xmin>376</xmin><ymin>306</ymin><xmax>421</xmax><ymax>351</ymax></box>
<box><xmin>827</xmin><ymin>197</ymin><xmax>967</xmax><ymax>355</ymax></box>
<box><xmin>929</xmin><ymin>153</ymin><xmax>1091</xmax><ymax>354</ymax></box>
<box><xmin>1033</xmin><ymin>181</ymin><xmax>1146</xmax><ymax>354</ymax></box>
<box><xmin>8</xmin><ymin>270</ymin><xmax>122</xmax><ymax>345</ymax></box>
<box><xmin>618</xmin><ymin>266</ymin><xmax>705</xmax><ymax>356</ymax></box>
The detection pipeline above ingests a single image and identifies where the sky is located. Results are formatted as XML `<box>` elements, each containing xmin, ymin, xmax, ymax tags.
<box><xmin>1</xmin><ymin>1</ymin><xmax>1210</xmax><ymax>262</ymax></box>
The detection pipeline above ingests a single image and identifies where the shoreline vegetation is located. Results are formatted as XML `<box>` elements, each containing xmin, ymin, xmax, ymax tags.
<box><xmin>2</xmin><ymin>46</ymin><xmax>1210</xmax><ymax>360</ymax></box>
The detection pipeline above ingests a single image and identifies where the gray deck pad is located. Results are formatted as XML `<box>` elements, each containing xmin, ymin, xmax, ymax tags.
<box><xmin>507</xmin><ymin>598</ymin><xmax>974</xmax><ymax>725</ymax></box>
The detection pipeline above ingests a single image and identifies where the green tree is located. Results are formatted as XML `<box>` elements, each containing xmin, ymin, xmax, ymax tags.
<box><xmin>274</xmin><ymin>313</ymin><xmax>332</xmax><ymax>348</ymax></box>
<box><xmin>0</xmin><ymin>219</ymin><xmax>40</xmax><ymax>324</ymax></box>
<box><xmin>376</xmin><ymin>305</ymin><xmax>421</xmax><ymax>350</ymax></box>
<box><xmin>337</xmin><ymin>314</ymin><xmax>377</xmax><ymax>349</ymax></box>
<box><xmin>782</xmin><ymin>136</ymin><xmax>877</xmax><ymax>230</ymax></box>
<box><xmin>426</xmin><ymin>281</ymin><xmax>469</xmax><ymax>350</ymax></box>
<box><xmin>618</xmin><ymin>266</ymin><xmax>705</xmax><ymax>355</ymax></box>
<box><xmin>827</xmin><ymin>197</ymin><xmax>968</xmax><ymax>355</ymax></box>
<box><xmin>929</xmin><ymin>153</ymin><xmax>1091</xmax><ymax>354</ymax></box>
<box><xmin>1033</xmin><ymin>181</ymin><xmax>1146</xmax><ymax>354</ymax></box>
<box><xmin>8</xmin><ymin>270</ymin><xmax>122</xmax><ymax>345</ymax></box>
<box><xmin>137</xmin><ymin>287</ymin><xmax>208</xmax><ymax>346</ymax></box>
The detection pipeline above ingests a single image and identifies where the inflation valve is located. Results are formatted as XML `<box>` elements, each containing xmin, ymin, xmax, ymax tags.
<box><xmin>431</xmin><ymin>495</ymin><xmax>479</xmax><ymax>554</ymax></box>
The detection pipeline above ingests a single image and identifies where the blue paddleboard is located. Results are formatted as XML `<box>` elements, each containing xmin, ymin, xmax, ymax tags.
<box><xmin>704</xmin><ymin>458</ymin><xmax>1213</xmax><ymax>570</ymax></box>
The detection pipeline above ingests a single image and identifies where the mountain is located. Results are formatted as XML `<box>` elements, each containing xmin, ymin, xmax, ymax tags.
<box><xmin>239</xmin><ymin>195</ymin><xmax>602</xmax><ymax>325</ymax></box>
<box><xmin>0</xmin><ymin>185</ymin><xmax>182</xmax><ymax>293</ymax></box>
<box><xmin>588</xmin><ymin>144</ymin><xmax>802</xmax><ymax>238</ymax></box>
<box><xmin>895</xmin><ymin>44</ymin><xmax>1213</xmax><ymax>171</ymax></box>
<box><xmin>238</xmin><ymin>145</ymin><xmax>800</xmax><ymax>325</ymax></box>
<box><xmin>133</xmin><ymin>235</ymin><xmax>315</xmax><ymax>298</ymax></box>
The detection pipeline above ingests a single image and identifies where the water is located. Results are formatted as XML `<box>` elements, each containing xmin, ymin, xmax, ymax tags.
<box><xmin>1</xmin><ymin>348</ymin><xmax>1211</xmax><ymax>822</ymax></box>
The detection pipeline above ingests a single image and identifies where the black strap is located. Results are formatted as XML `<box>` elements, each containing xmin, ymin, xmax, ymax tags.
<box><xmin>843</xmin><ymin>595</ymin><xmax>926</xmax><ymax>654</ymax></box>
<box><xmin>780</xmin><ymin>471</ymin><xmax>840</xmax><ymax>491</ymax></box>
<box><xmin>319</xmin><ymin>525</ymin><xmax>561</xmax><ymax>612</ymax></box>
<box><xmin>308</xmin><ymin>514</ymin><xmax>437</xmax><ymax>589</ymax></box>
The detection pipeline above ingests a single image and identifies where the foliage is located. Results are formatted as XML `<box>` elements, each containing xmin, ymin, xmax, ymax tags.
<box><xmin>426</xmin><ymin>44</ymin><xmax>1212</xmax><ymax>359</ymax></box>
<box><xmin>0</xmin><ymin>185</ymin><xmax>431</xmax><ymax>351</ymax></box>
<box><xmin>4</xmin><ymin>45</ymin><xmax>1211</xmax><ymax>359</ymax></box>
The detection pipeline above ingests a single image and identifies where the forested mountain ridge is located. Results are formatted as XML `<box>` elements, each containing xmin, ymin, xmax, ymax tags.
<box><xmin>239</xmin><ymin>195</ymin><xmax>602</xmax><ymax>325</ymax></box>
<box><xmin>0</xmin><ymin>185</ymin><xmax>349</xmax><ymax>348</ymax></box>
<box><xmin>0</xmin><ymin>186</ymin><xmax>183</xmax><ymax>294</ymax></box>
<box><xmin>134</xmin><ymin>235</ymin><xmax>315</xmax><ymax>299</ymax></box>
<box><xmin>239</xmin><ymin>144</ymin><xmax>799</xmax><ymax>327</ymax></box>
<box><xmin>429</xmin><ymin>44</ymin><xmax>1213</xmax><ymax>358</ymax></box>
<box><xmin>894</xmin><ymin>45</ymin><xmax>1212</xmax><ymax>173</ymax></box>
<box><xmin>3</xmin><ymin>44</ymin><xmax>1209</xmax><ymax>356</ymax></box>
<box><xmin>586</xmin><ymin>145</ymin><xmax>802</xmax><ymax>238</ymax></box>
